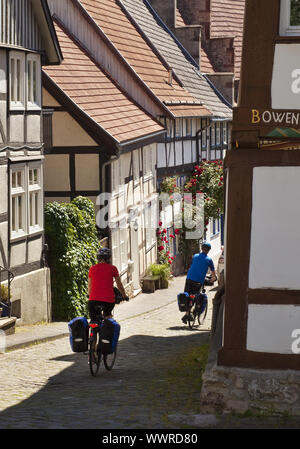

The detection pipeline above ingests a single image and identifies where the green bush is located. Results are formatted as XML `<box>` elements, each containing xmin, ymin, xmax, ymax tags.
<box><xmin>45</xmin><ymin>196</ymin><xmax>99</xmax><ymax>321</ymax></box>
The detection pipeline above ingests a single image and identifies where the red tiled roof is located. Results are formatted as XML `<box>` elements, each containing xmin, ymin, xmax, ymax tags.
<box><xmin>80</xmin><ymin>0</ymin><xmax>200</xmax><ymax>106</ymax></box>
<box><xmin>43</xmin><ymin>20</ymin><xmax>164</xmax><ymax>145</ymax></box>
<box><xmin>165</xmin><ymin>103</ymin><xmax>211</xmax><ymax>117</ymax></box>
<box><xmin>210</xmin><ymin>0</ymin><xmax>245</xmax><ymax>78</ymax></box>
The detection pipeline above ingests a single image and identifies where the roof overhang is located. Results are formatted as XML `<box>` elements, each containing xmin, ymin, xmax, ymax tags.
<box><xmin>31</xmin><ymin>0</ymin><xmax>63</xmax><ymax>65</ymax></box>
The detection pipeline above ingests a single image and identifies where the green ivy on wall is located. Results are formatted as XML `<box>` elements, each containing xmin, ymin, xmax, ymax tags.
<box><xmin>44</xmin><ymin>196</ymin><xmax>99</xmax><ymax>321</ymax></box>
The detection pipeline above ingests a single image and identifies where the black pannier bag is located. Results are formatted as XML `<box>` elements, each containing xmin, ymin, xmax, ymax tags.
<box><xmin>99</xmin><ymin>318</ymin><xmax>120</xmax><ymax>354</ymax></box>
<box><xmin>68</xmin><ymin>317</ymin><xmax>89</xmax><ymax>352</ymax></box>
<box><xmin>194</xmin><ymin>293</ymin><xmax>208</xmax><ymax>314</ymax></box>
<box><xmin>177</xmin><ymin>292</ymin><xmax>190</xmax><ymax>312</ymax></box>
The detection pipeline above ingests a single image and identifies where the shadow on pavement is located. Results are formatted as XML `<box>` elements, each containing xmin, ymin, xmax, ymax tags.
<box><xmin>0</xmin><ymin>331</ymin><xmax>210</xmax><ymax>429</ymax></box>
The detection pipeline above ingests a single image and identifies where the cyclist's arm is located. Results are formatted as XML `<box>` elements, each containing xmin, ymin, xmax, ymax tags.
<box><xmin>210</xmin><ymin>270</ymin><xmax>217</xmax><ymax>282</ymax></box>
<box><xmin>115</xmin><ymin>275</ymin><xmax>127</xmax><ymax>298</ymax></box>
<box><xmin>209</xmin><ymin>260</ymin><xmax>217</xmax><ymax>282</ymax></box>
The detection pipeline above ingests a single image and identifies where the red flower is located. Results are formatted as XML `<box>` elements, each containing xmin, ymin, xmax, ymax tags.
<box><xmin>158</xmin><ymin>246</ymin><xmax>164</xmax><ymax>251</ymax></box>
<box><xmin>174</xmin><ymin>229</ymin><xmax>180</xmax><ymax>235</ymax></box>
<box><xmin>162</xmin><ymin>229</ymin><xmax>167</xmax><ymax>234</ymax></box>
<box><xmin>157</xmin><ymin>230</ymin><xmax>162</xmax><ymax>235</ymax></box>
<box><xmin>170</xmin><ymin>234</ymin><xmax>175</xmax><ymax>239</ymax></box>
<box><xmin>158</xmin><ymin>221</ymin><xmax>162</xmax><ymax>226</ymax></box>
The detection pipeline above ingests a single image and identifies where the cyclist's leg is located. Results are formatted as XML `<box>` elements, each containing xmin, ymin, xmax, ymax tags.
<box><xmin>88</xmin><ymin>300</ymin><xmax>100</xmax><ymax>321</ymax></box>
<box><xmin>101</xmin><ymin>302</ymin><xmax>115</xmax><ymax>319</ymax></box>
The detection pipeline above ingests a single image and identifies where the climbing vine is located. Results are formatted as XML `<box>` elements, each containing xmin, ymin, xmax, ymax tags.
<box><xmin>45</xmin><ymin>196</ymin><xmax>99</xmax><ymax>321</ymax></box>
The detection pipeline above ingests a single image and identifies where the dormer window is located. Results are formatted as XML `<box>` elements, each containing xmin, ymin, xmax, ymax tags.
<box><xmin>280</xmin><ymin>0</ymin><xmax>300</xmax><ymax>36</ymax></box>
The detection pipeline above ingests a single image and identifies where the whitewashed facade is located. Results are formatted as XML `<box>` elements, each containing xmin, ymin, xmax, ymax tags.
<box><xmin>0</xmin><ymin>0</ymin><xmax>62</xmax><ymax>324</ymax></box>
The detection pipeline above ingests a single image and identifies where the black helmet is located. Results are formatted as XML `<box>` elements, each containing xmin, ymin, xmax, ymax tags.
<box><xmin>201</xmin><ymin>241</ymin><xmax>211</xmax><ymax>251</ymax></box>
<box><xmin>97</xmin><ymin>247</ymin><xmax>111</xmax><ymax>261</ymax></box>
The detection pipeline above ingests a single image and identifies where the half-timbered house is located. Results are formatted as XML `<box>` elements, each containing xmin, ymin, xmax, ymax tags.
<box><xmin>0</xmin><ymin>0</ymin><xmax>62</xmax><ymax>324</ymax></box>
<box><xmin>121</xmin><ymin>0</ymin><xmax>232</xmax><ymax>262</ymax></box>
<box><xmin>43</xmin><ymin>0</ymin><xmax>231</xmax><ymax>293</ymax></box>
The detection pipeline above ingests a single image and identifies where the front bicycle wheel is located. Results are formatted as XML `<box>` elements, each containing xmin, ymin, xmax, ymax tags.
<box><xmin>198</xmin><ymin>302</ymin><xmax>208</xmax><ymax>325</ymax></box>
<box><xmin>89</xmin><ymin>334</ymin><xmax>101</xmax><ymax>376</ymax></box>
<box><xmin>103</xmin><ymin>349</ymin><xmax>117</xmax><ymax>371</ymax></box>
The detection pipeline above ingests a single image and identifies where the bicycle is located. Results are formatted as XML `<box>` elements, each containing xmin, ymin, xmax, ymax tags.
<box><xmin>186</xmin><ymin>288</ymin><xmax>208</xmax><ymax>329</ymax></box>
<box><xmin>88</xmin><ymin>304</ymin><xmax>117</xmax><ymax>377</ymax></box>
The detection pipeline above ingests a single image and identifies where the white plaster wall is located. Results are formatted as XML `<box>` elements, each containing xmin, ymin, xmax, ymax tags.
<box><xmin>247</xmin><ymin>304</ymin><xmax>300</xmax><ymax>354</ymax></box>
<box><xmin>272</xmin><ymin>44</ymin><xmax>300</xmax><ymax>110</ymax></box>
<box><xmin>44</xmin><ymin>154</ymin><xmax>70</xmax><ymax>191</ymax></box>
<box><xmin>26</xmin><ymin>114</ymin><xmax>41</xmax><ymax>143</ymax></box>
<box><xmin>52</xmin><ymin>111</ymin><xmax>97</xmax><ymax>147</ymax></box>
<box><xmin>157</xmin><ymin>142</ymin><xmax>166</xmax><ymax>168</ymax></box>
<box><xmin>249</xmin><ymin>166</ymin><xmax>300</xmax><ymax>289</ymax></box>
<box><xmin>11</xmin><ymin>268</ymin><xmax>51</xmax><ymax>324</ymax></box>
<box><xmin>75</xmin><ymin>153</ymin><xmax>99</xmax><ymax>191</ymax></box>
<box><xmin>10</xmin><ymin>241</ymin><xmax>26</xmax><ymax>266</ymax></box>
<box><xmin>27</xmin><ymin>236</ymin><xmax>43</xmax><ymax>264</ymax></box>
<box><xmin>183</xmin><ymin>140</ymin><xmax>192</xmax><ymax>164</ymax></box>
<box><xmin>175</xmin><ymin>141</ymin><xmax>182</xmax><ymax>165</ymax></box>
<box><xmin>10</xmin><ymin>115</ymin><xmax>24</xmax><ymax>142</ymax></box>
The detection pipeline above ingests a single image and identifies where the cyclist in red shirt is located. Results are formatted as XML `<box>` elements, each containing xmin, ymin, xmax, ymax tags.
<box><xmin>88</xmin><ymin>248</ymin><xmax>128</xmax><ymax>320</ymax></box>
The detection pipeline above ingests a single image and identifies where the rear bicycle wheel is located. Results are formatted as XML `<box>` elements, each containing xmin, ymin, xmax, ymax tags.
<box><xmin>187</xmin><ymin>304</ymin><xmax>196</xmax><ymax>329</ymax></box>
<box><xmin>89</xmin><ymin>333</ymin><xmax>101</xmax><ymax>376</ymax></box>
<box><xmin>103</xmin><ymin>348</ymin><xmax>117</xmax><ymax>371</ymax></box>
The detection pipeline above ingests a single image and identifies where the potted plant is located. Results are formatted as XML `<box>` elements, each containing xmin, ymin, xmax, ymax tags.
<box><xmin>0</xmin><ymin>285</ymin><xmax>10</xmax><ymax>317</ymax></box>
<box><xmin>148</xmin><ymin>263</ymin><xmax>172</xmax><ymax>289</ymax></box>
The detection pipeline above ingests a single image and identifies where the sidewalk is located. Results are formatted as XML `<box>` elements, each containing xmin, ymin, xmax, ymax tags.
<box><xmin>4</xmin><ymin>275</ymin><xmax>191</xmax><ymax>352</ymax></box>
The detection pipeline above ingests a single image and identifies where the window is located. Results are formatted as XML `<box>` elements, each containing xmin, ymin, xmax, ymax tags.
<box><xmin>280</xmin><ymin>0</ymin><xmax>300</xmax><ymax>35</ymax></box>
<box><xmin>201</xmin><ymin>127</ymin><xmax>207</xmax><ymax>149</ymax></box>
<box><xmin>11</xmin><ymin>167</ymin><xmax>26</xmax><ymax>237</ymax></box>
<box><xmin>223</xmin><ymin>122</ymin><xmax>227</xmax><ymax>144</ymax></box>
<box><xmin>111</xmin><ymin>223</ymin><xmax>128</xmax><ymax>272</ymax></box>
<box><xmin>112</xmin><ymin>158</ymin><xmax>124</xmax><ymax>195</ymax></box>
<box><xmin>175</xmin><ymin>119</ymin><xmax>181</xmax><ymax>137</ymax></box>
<box><xmin>10</xmin><ymin>162</ymin><xmax>43</xmax><ymax>239</ymax></box>
<box><xmin>166</xmin><ymin>119</ymin><xmax>173</xmax><ymax>138</ymax></box>
<box><xmin>27</xmin><ymin>54</ymin><xmax>41</xmax><ymax>109</ymax></box>
<box><xmin>10</xmin><ymin>51</ymin><xmax>41</xmax><ymax>110</ymax></box>
<box><xmin>28</xmin><ymin>165</ymin><xmax>42</xmax><ymax>232</ymax></box>
<box><xmin>9</xmin><ymin>52</ymin><xmax>25</xmax><ymax>109</ymax></box>
<box><xmin>186</xmin><ymin>119</ymin><xmax>192</xmax><ymax>136</ymax></box>
<box><xmin>210</xmin><ymin>217</ymin><xmax>221</xmax><ymax>238</ymax></box>
<box><xmin>144</xmin><ymin>200</ymin><xmax>157</xmax><ymax>250</ymax></box>
<box><xmin>143</xmin><ymin>145</ymin><xmax>153</xmax><ymax>179</ymax></box>
<box><xmin>211</xmin><ymin>123</ymin><xmax>216</xmax><ymax>147</ymax></box>
<box><xmin>216</xmin><ymin>122</ymin><xmax>221</xmax><ymax>145</ymax></box>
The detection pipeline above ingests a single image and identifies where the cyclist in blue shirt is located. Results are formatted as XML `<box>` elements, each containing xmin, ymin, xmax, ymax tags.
<box><xmin>182</xmin><ymin>242</ymin><xmax>217</xmax><ymax>324</ymax></box>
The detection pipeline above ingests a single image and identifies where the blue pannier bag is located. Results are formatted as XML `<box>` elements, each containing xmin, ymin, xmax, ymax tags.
<box><xmin>195</xmin><ymin>293</ymin><xmax>208</xmax><ymax>314</ymax></box>
<box><xmin>177</xmin><ymin>292</ymin><xmax>190</xmax><ymax>312</ymax></box>
<box><xmin>68</xmin><ymin>316</ymin><xmax>89</xmax><ymax>352</ymax></box>
<box><xmin>99</xmin><ymin>318</ymin><xmax>120</xmax><ymax>354</ymax></box>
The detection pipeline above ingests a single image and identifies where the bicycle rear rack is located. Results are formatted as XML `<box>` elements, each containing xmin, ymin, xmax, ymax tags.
<box><xmin>0</xmin><ymin>265</ymin><xmax>14</xmax><ymax>318</ymax></box>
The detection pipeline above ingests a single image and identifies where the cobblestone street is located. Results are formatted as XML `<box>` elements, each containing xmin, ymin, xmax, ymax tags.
<box><xmin>0</xmin><ymin>277</ymin><xmax>213</xmax><ymax>429</ymax></box>
<box><xmin>1</xmin><ymin>278</ymin><xmax>300</xmax><ymax>431</ymax></box>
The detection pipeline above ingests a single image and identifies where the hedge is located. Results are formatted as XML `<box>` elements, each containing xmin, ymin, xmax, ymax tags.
<box><xmin>44</xmin><ymin>196</ymin><xmax>99</xmax><ymax>321</ymax></box>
